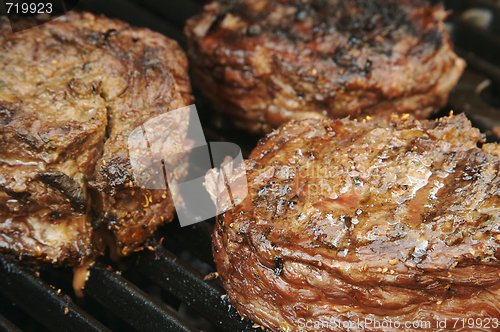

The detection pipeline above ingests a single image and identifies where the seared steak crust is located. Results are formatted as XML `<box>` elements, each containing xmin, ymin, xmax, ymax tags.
<box><xmin>0</xmin><ymin>12</ymin><xmax>192</xmax><ymax>264</ymax></box>
<box><xmin>186</xmin><ymin>0</ymin><xmax>465</xmax><ymax>134</ymax></box>
<box><xmin>213</xmin><ymin>114</ymin><xmax>500</xmax><ymax>331</ymax></box>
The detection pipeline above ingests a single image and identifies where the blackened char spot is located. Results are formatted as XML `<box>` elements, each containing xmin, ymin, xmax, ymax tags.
<box><xmin>334</xmin><ymin>48</ymin><xmax>357</xmax><ymax>69</ymax></box>
<box><xmin>379</xmin><ymin>2</ymin><xmax>407</xmax><ymax>26</ymax></box>
<box><xmin>50</xmin><ymin>212</ymin><xmax>61</xmax><ymax>221</ymax></box>
<box><xmin>98</xmin><ymin>156</ymin><xmax>134</xmax><ymax>196</ymax></box>
<box><xmin>295</xmin><ymin>9</ymin><xmax>308</xmax><ymax>22</ymax></box>
<box><xmin>208</xmin><ymin>12</ymin><xmax>228</xmax><ymax>35</ymax></box>
<box><xmin>273</xmin><ymin>256</ymin><xmax>284</xmax><ymax>276</ymax></box>
<box><xmin>338</xmin><ymin>15</ymin><xmax>362</xmax><ymax>31</ymax></box>
<box><xmin>104</xmin><ymin>29</ymin><xmax>118</xmax><ymax>40</ymax></box>
<box><xmin>16</xmin><ymin>128</ymin><xmax>40</xmax><ymax>149</ymax></box>
<box><xmin>38</xmin><ymin>171</ymin><xmax>86</xmax><ymax>213</ymax></box>
<box><xmin>0</xmin><ymin>101</ymin><xmax>17</xmax><ymax>126</ymax></box>
<box><xmin>7</xmin><ymin>191</ymin><xmax>30</xmax><ymax>200</ymax></box>
<box><xmin>364</xmin><ymin>60</ymin><xmax>372</xmax><ymax>74</ymax></box>
<box><xmin>340</xmin><ymin>215</ymin><xmax>352</xmax><ymax>228</ymax></box>
<box><xmin>423</xmin><ymin>29</ymin><xmax>443</xmax><ymax>49</ymax></box>
<box><xmin>247</xmin><ymin>25</ymin><xmax>262</xmax><ymax>37</ymax></box>
<box><xmin>86</xmin><ymin>31</ymin><xmax>107</xmax><ymax>46</ymax></box>
<box><xmin>347</xmin><ymin>36</ymin><xmax>361</xmax><ymax>46</ymax></box>
<box><xmin>142</xmin><ymin>47</ymin><xmax>163</xmax><ymax>71</ymax></box>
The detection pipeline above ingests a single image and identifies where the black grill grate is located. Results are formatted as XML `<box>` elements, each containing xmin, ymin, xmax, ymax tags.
<box><xmin>0</xmin><ymin>314</ymin><xmax>22</xmax><ymax>332</ymax></box>
<box><xmin>0</xmin><ymin>254</ymin><xmax>111</xmax><ymax>332</ymax></box>
<box><xmin>1</xmin><ymin>0</ymin><xmax>499</xmax><ymax>331</ymax></box>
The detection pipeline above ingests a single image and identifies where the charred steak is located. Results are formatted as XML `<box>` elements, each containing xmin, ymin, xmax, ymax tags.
<box><xmin>0</xmin><ymin>12</ymin><xmax>192</xmax><ymax>265</ymax></box>
<box><xmin>211</xmin><ymin>114</ymin><xmax>500</xmax><ymax>331</ymax></box>
<box><xmin>186</xmin><ymin>0</ymin><xmax>465</xmax><ymax>134</ymax></box>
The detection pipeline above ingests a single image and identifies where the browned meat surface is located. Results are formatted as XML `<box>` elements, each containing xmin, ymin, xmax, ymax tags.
<box><xmin>211</xmin><ymin>114</ymin><xmax>500</xmax><ymax>331</ymax></box>
<box><xmin>186</xmin><ymin>0</ymin><xmax>466</xmax><ymax>134</ymax></box>
<box><xmin>0</xmin><ymin>12</ymin><xmax>192</xmax><ymax>265</ymax></box>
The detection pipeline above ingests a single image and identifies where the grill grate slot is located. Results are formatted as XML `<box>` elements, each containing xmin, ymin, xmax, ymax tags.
<box><xmin>84</xmin><ymin>264</ymin><xmax>199</xmax><ymax>332</ymax></box>
<box><xmin>162</xmin><ymin>221</ymin><xmax>217</xmax><ymax>270</ymax></box>
<box><xmin>452</xmin><ymin>21</ymin><xmax>500</xmax><ymax>68</ymax></box>
<box><xmin>127</xmin><ymin>0</ymin><xmax>202</xmax><ymax>30</ymax></box>
<box><xmin>128</xmin><ymin>246</ymin><xmax>255</xmax><ymax>332</ymax></box>
<box><xmin>443</xmin><ymin>0</ymin><xmax>500</xmax><ymax>139</ymax></box>
<box><xmin>76</xmin><ymin>0</ymin><xmax>184</xmax><ymax>46</ymax></box>
<box><xmin>447</xmin><ymin>58</ymin><xmax>500</xmax><ymax>141</ymax></box>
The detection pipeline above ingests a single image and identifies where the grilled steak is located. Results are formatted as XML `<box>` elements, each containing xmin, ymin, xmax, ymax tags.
<box><xmin>0</xmin><ymin>12</ymin><xmax>192</xmax><ymax>265</ymax></box>
<box><xmin>211</xmin><ymin>114</ymin><xmax>500</xmax><ymax>331</ymax></box>
<box><xmin>186</xmin><ymin>0</ymin><xmax>465</xmax><ymax>134</ymax></box>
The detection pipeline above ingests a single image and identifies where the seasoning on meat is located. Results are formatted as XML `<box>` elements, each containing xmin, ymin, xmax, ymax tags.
<box><xmin>210</xmin><ymin>113</ymin><xmax>500</xmax><ymax>331</ymax></box>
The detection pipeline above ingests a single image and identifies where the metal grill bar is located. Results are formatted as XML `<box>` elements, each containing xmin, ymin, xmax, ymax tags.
<box><xmin>446</xmin><ymin>0</ymin><xmax>500</xmax><ymax>69</ymax></box>
<box><xmin>0</xmin><ymin>314</ymin><xmax>21</xmax><ymax>332</ymax></box>
<box><xmin>0</xmin><ymin>254</ymin><xmax>111</xmax><ymax>332</ymax></box>
<box><xmin>452</xmin><ymin>21</ymin><xmax>500</xmax><ymax>68</ymax></box>
<box><xmin>456</xmin><ymin>49</ymin><xmax>500</xmax><ymax>87</ymax></box>
<box><xmin>442</xmin><ymin>0</ymin><xmax>500</xmax><ymax>139</ymax></box>
<box><xmin>445</xmin><ymin>0</ymin><xmax>500</xmax><ymax>34</ymax></box>
<box><xmin>447</xmin><ymin>68</ymin><xmax>500</xmax><ymax>140</ymax></box>
<box><xmin>83</xmin><ymin>263</ymin><xmax>199</xmax><ymax>332</ymax></box>
<box><xmin>128</xmin><ymin>247</ymin><xmax>256</xmax><ymax>332</ymax></box>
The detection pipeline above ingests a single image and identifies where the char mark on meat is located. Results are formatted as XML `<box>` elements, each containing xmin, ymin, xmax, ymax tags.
<box><xmin>38</xmin><ymin>172</ymin><xmax>86</xmax><ymax>213</ymax></box>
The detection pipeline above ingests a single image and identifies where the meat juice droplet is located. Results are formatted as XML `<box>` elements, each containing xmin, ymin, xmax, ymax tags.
<box><xmin>79</xmin><ymin>107</ymin><xmax>97</xmax><ymax>122</ymax></box>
